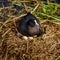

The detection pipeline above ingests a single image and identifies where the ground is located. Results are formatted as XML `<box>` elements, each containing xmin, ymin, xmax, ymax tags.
<box><xmin>0</xmin><ymin>21</ymin><xmax>60</xmax><ymax>60</ymax></box>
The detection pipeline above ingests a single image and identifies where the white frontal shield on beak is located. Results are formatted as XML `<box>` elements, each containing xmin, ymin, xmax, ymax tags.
<box><xmin>34</xmin><ymin>20</ymin><xmax>40</xmax><ymax>28</ymax></box>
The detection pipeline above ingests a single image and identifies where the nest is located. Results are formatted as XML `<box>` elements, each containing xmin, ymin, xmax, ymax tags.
<box><xmin>0</xmin><ymin>20</ymin><xmax>60</xmax><ymax>60</ymax></box>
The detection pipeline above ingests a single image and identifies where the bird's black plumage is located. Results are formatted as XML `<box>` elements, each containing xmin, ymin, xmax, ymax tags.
<box><xmin>17</xmin><ymin>13</ymin><xmax>45</xmax><ymax>36</ymax></box>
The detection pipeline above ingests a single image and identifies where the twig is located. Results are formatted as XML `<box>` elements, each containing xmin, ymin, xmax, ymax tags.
<box><xmin>3</xmin><ymin>14</ymin><xmax>26</xmax><ymax>25</ymax></box>
<box><xmin>56</xmin><ymin>56</ymin><xmax>60</xmax><ymax>60</ymax></box>
<box><xmin>31</xmin><ymin>3</ymin><xmax>40</xmax><ymax>13</ymax></box>
<box><xmin>31</xmin><ymin>0</ymin><xmax>40</xmax><ymax>13</ymax></box>
<box><xmin>0</xmin><ymin>13</ymin><xmax>27</xmax><ymax>31</ymax></box>
<box><xmin>22</xmin><ymin>0</ymin><xmax>30</xmax><ymax>13</ymax></box>
<box><xmin>2</xmin><ymin>28</ymin><xmax>11</xmax><ymax>37</ymax></box>
<box><xmin>39</xmin><ymin>12</ymin><xmax>60</xmax><ymax>21</ymax></box>
<box><xmin>0</xmin><ymin>6</ymin><xmax>12</xmax><ymax>11</ymax></box>
<box><xmin>16</xmin><ymin>1</ymin><xmax>30</xmax><ymax>3</ymax></box>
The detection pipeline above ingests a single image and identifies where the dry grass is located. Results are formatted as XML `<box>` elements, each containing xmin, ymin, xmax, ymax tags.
<box><xmin>0</xmin><ymin>20</ymin><xmax>60</xmax><ymax>60</ymax></box>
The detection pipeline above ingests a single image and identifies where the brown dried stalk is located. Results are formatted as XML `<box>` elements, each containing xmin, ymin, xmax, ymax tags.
<box><xmin>2</xmin><ymin>28</ymin><xmax>11</xmax><ymax>37</ymax></box>
<box><xmin>31</xmin><ymin>0</ymin><xmax>40</xmax><ymax>13</ymax></box>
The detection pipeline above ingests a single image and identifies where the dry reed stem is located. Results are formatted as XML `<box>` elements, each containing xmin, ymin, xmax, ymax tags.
<box><xmin>2</xmin><ymin>28</ymin><xmax>11</xmax><ymax>37</ymax></box>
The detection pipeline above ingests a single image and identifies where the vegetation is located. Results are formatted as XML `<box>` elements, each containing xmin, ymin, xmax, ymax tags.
<box><xmin>0</xmin><ymin>0</ymin><xmax>60</xmax><ymax>60</ymax></box>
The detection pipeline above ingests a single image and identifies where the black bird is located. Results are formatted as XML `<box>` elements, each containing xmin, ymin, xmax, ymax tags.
<box><xmin>17</xmin><ymin>13</ymin><xmax>46</xmax><ymax>37</ymax></box>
